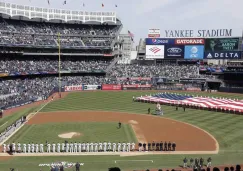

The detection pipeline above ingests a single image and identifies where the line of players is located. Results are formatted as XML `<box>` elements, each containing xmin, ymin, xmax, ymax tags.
<box><xmin>2</xmin><ymin>142</ymin><xmax>137</xmax><ymax>153</ymax></box>
<box><xmin>138</xmin><ymin>141</ymin><xmax>176</xmax><ymax>151</ymax></box>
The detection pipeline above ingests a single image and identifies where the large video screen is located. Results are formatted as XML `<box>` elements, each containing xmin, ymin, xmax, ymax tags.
<box><xmin>205</xmin><ymin>38</ymin><xmax>239</xmax><ymax>51</ymax></box>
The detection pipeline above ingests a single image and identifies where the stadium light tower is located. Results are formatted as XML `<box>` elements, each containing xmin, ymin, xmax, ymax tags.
<box><xmin>58</xmin><ymin>32</ymin><xmax>61</xmax><ymax>97</ymax></box>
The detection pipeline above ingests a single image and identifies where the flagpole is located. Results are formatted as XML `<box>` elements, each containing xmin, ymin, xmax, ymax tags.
<box><xmin>58</xmin><ymin>32</ymin><xmax>61</xmax><ymax>97</ymax></box>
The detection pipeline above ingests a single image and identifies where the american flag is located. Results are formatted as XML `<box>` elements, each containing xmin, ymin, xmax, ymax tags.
<box><xmin>149</xmin><ymin>47</ymin><xmax>161</xmax><ymax>54</ymax></box>
<box><xmin>136</xmin><ymin>93</ymin><xmax>243</xmax><ymax>112</ymax></box>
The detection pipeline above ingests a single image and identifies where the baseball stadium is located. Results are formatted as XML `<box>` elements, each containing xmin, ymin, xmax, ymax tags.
<box><xmin>0</xmin><ymin>1</ymin><xmax>243</xmax><ymax>171</ymax></box>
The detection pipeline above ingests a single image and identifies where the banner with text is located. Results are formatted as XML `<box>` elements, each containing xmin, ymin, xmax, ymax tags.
<box><xmin>83</xmin><ymin>85</ymin><xmax>101</xmax><ymax>90</ymax></box>
<box><xmin>175</xmin><ymin>38</ymin><xmax>205</xmax><ymax>45</ymax></box>
<box><xmin>204</xmin><ymin>51</ymin><xmax>241</xmax><ymax>59</ymax></box>
<box><xmin>146</xmin><ymin>38</ymin><xmax>175</xmax><ymax>45</ymax></box>
<box><xmin>148</xmin><ymin>29</ymin><xmax>160</xmax><ymax>38</ymax></box>
<box><xmin>102</xmin><ymin>84</ymin><xmax>122</xmax><ymax>90</ymax></box>
<box><xmin>184</xmin><ymin>45</ymin><xmax>204</xmax><ymax>59</ymax></box>
<box><xmin>64</xmin><ymin>85</ymin><xmax>83</xmax><ymax>92</ymax></box>
<box><xmin>165</xmin><ymin>45</ymin><xmax>184</xmax><ymax>58</ymax></box>
<box><xmin>146</xmin><ymin>45</ymin><xmax>164</xmax><ymax>59</ymax></box>
<box><xmin>205</xmin><ymin>38</ymin><xmax>239</xmax><ymax>51</ymax></box>
<box><xmin>117</xmin><ymin>77</ymin><xmax>151</xmax><ymax>81</ymax></box>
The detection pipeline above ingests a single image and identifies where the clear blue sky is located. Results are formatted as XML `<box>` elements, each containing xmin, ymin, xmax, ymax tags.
<box><xmin>4</xmin><ymin>0</ymin><xmax>243</xmax><ymax>45</ymax></box>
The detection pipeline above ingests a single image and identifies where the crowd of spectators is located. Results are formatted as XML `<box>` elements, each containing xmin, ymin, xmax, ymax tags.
<box><xmin>0</xmin><ymin>18</ymin><xmax>120</xmax><ymax>47</ymax></box>
<box><xmin>108</xmin><ymin>64</ymin><xmax>216</xmax><ymax>79</ymax></box>
<box><xmin>0</xmin><ymin>58</ymin><xmax>110</xmax><ymax>73</ymax></box>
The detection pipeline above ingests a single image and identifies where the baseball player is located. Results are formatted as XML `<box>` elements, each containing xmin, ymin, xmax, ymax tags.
<box><xmin>40</xmin><ymin>143</ymin><xmax>44</xmax><ymax>153</ymax></box>
<box><xmin>132</xmin><ymin>142</ymin><xmax>135</xmax><ymax>151</ymax></box>
<box><xmin>103</xmin><ymin>142</ymin><xmax>107</xmax><ymax>152</ymax></box>
<box><xmin>31</xmin><ymin>142</ymin><xmax>35</xmax><ymax>153</ymax></box>
<box><xmin>78</xmin><ymin>142</ymin><xmax>81</xmax><ymax>152</ymax></box>
<box><xmin>7</xmin><ymin>144</ymin><xmax>10</xmax><ymax>152</ymax></box>
<box><xmin>122</xmin><ymin>142</ymin><xmax>126</xmax><ymax>152</ymax></box>
<box><xmin>47</xmin><ymin>143</ymin><xmax>51</xmax><ymax>153</ymax></box>
<box><xmin>57</xmin><ymin>143</ymin><xmax>61</xmax><ymax>153</ymax></box>
<box><xmin>17</xmin><ymin>142</ymin><xmax>21</xmax><ymax>153</ymax></box>
<box><xmin>94</xmin><ymin>142</ymin><xmax>98</xmax><ymax>152</ymax></box>
<box><xmin>66</xmin><ymin>142</ymin><xmax>69</xmax><ymax>153</ymax></box>
<box><xmin>62</xmin><ymin>142</ymin><xmax>65</xmax><ymax>152</ymax></box>
<box><xmin>3</xmin><ymin>144</ymin><xmax>6</xmax><ymax>153</ymax></box>
<box><xmin>82</xmin><ymin>142</ymin><xmax>86</xmax><ymax>152</ymax></box>
<box><xmin>70</xmin><ymin>142</ymin><xmax>73</xmax><ymax>153</ymax></box>
<box><xmin>27</xmin><ymin>143</ymin><xmax>31</xmax><ymax>153</ymax></box>
<box><xmin>23</xmin><ymin>143</ymin><xmax>26</xmax><ymax>153</ymax></box>
<box><xmin>35</xmin><ymin>143</ymin><xmax>39</xmax><ymax>153</ymax></box>
<box><xmin>127</xmin><ymin>142</ymin><xmax>131</xmax><ymax>152</ymax></box>
<box><xmin>113</xmin><ymin>143</ymin><xmax>116</xmax><ymax>152</ymax></box>
<box><xmin>74</xmin><ymin>142</ymin><xmax>77</xmax><ymax>153</ymax></box>
<box><xmin>12</xmin><ymin>142</ymin><xmax>16</xmax><ymax>153</ymax></box>
<box><xmin>52</xmin><ymin>143</ymin><xmax>56</xmax><ymax>153</ymax></box>
<box><xmin>90</xmin><ymin>142</ymin><xmax>93</xmax><ymax>152</ymax></box>
<box><xmin>117</xmin><ymin>142</ymin><xmax>121</xmax><ymax>152</ymax></box>
<box><xmin>86</xmin><ymin>142</ymin><xmax>89</xmax><ymax>152</ymax></box>
<box><xmin>99</xmin><ymin>142</ymin><xmax>102</xmax><ymax>152</ymax></box>
<box><xmin>108</xmin><ymin>142</ymin><xmax>111</xmax><ymax>152</ymax></box>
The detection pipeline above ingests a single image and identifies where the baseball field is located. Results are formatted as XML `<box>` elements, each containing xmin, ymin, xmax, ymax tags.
<box><xmin>1</xmin><ymin>91</ymin><xmax>243</xmax><ymax>171</ymax></box>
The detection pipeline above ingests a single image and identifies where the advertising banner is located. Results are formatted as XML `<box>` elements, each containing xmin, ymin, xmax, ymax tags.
<box><xmin>184</xmin><ymin>45</ymin><xmax>204</xmax><ymax>59</ymax></box>
<box><xmin>64</xmin><ymin>85</ymin><xmax>83</xmax><ymax>92</ymax></box>
<box><xmin>146</xmin><ymin>38</ymin><xmax>175</xmax><ymax>45</ymax></box>
<box><xmin>205</xmin><ymin>38</ymin><xmax>239</xmax><ymax>51</ymax></box>
<box><xmin>123</xmin><ymin>84</ymin><xmax>152</xmax><ymax>88</ymax></box>
<box><xmin>0</xmin><ymin>73</ymin><xmax>8</xmax><ymax>77</ymax></box>
<box><xmin>204</xmin><ymin>51</ymin><xmax>241</xmax><ymax>59</ymax></box>
<box><xmin>175</xmin><ymin>38</ymin><xmax>205</xmax><ymax>45</ymax></box>
<box><xmin>148</xmin><ymin>29</ymin><xmax>160</xmax><ymax>38</ymax></box>
<box><xmin>117</xmin><ymin>77</ymin><xmax>151</xmax><ymax>81</ymax></box>
<box><xmin>102</xmin><ymin>84</ymin><xmax>122</xmax><ymax>90</ymax></box>
<box><xmin>146</xmin><ymin>45</ymin><xmax>164</xmax><ymax>59</ymax></box>
<box><xmin>83</xmin><ymin>85</ymin><xmax>101</xmax><ymax>90</ymax></box>
<box><xmin>165</xmin><ymin>45</ymin><xmax>184</xmax><ymax>58</ymax></box>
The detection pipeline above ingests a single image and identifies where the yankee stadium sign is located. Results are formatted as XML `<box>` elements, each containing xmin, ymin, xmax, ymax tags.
<box><xmin>164</xmin><ymin>29</ymin><xmax>234</xmax><ymax>38</ymax></box>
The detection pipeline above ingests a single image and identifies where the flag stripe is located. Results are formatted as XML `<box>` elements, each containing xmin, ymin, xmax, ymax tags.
<box><xmin>136</xmin><ymin>93</ymin><xmax>243</xmax><ymax>112</ymax></box>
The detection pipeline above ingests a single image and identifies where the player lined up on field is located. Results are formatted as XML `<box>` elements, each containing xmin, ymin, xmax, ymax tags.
<box><xmin>2</xmin><ymin>142</ymin><xmax>137</xmax><ymax>153</ymax></box>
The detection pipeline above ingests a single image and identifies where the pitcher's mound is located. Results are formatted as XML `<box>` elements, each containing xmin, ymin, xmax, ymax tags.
<box><xmin>58</xmin><ymin>132</ymin><xmax>82</xmax><ymax>139</ymax></box>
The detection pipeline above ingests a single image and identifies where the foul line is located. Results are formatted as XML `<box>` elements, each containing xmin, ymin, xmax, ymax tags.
<box><xmin>114</xmin><ymin>160</ymin><xmax>153</xmax><ymax>163</ymax></box>
<box><xmin>0</xmin><ymin>97</ymin><xmax>54</xmax><ymax>145</ymax></box>
<box><xmin>0</xmin><ymin>122</ymin><xmax>8</xmax><ymax>128</ymax></box>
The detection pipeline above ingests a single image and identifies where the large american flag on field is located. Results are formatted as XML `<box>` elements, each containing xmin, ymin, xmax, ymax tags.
<box><xmin>136</xmin><ymin>93</ymin><xmax>243</xmax><ymax>112</ymax></box>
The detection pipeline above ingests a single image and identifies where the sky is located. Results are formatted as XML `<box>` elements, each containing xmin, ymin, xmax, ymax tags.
<box><xmin>3</xmin><ymin>0</ymin><xmax>243</xmax><ymax>45</ymax></box>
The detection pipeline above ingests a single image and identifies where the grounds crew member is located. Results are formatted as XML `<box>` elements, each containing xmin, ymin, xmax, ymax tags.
<box><xmin>183</xmin><ymin>157</ymin><xmax>188</xmax><ymax>168</ymax></box>
<box><xmin>207</xmin><ymin>157</ymin><xmax>212</xmax><ymax>167</ymax></box>
<box><xmin>148</xmin><ymin>108</ymin><xmax>151</xmax><ymax>114</ymax></box>
<box><xmin>190</xmin><ymin>158</ymin><xmax>194</xmax><ymax>168</ymax></box>
<box><xmin>168</xmin><ymin>141</ymin><xmax>172</xmax><ymax>151</ymax></box>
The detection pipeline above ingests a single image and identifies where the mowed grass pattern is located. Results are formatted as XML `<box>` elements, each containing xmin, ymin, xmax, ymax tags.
<box><xmin>41</xmin><ymin>91</ymin><xmax>243</xmax><ymax>153</ymax></box>
<box><xmin>6</xmin><ymin>122</ymin><xmax>137</xmax><ymax>145</ymax></box>
<box><xmin>1</xmin><ymin>91</ymin><xmax>243</xmax><ymax>171</ymax></box>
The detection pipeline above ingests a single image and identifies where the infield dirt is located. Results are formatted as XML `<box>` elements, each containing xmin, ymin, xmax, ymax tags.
<box><xmin>27</xmin><ymin>111</ymin><xmax>218</xmax><ymax>152</ymax></box>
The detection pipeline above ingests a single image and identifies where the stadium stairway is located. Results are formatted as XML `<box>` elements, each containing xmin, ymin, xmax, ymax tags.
<box><xmin>105</xmin><ymin>56</ymin><xmax>120</xmax><ymax>72</ymax></box>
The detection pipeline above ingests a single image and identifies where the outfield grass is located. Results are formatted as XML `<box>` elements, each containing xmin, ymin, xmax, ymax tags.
<box><xmin>6</xmin><ymin>122</ymin><xmax>137</xmax><ymax>145</ymax></box>
<box><xmin>0</xmin><ymin>106</ymin><xmax>38</xmax><ymax>133</ymax></box>
<box><xmin>1</xmin><ymin>91</ymin><xmax>243</xmax><ymax>171</ymax></box>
